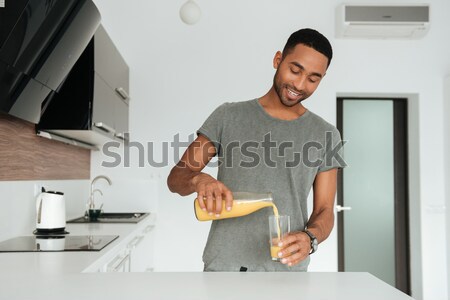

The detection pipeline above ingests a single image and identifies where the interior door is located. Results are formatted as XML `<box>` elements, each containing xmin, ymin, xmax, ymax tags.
<box><xmin>337</xmin><ymin>98</ymin><xmax>410</xmax><ymax>295</ymax></box>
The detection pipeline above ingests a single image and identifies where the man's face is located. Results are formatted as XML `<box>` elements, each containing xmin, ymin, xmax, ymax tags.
<box><xmin>273</xmin><ymin>44</ymin><xmax>329</xmax><ymax>107</ymax></box>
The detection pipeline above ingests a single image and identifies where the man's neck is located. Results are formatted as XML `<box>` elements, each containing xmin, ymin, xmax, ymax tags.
<box><xmin>258</xmin><ymin>88</ymin><xmax>307</xmax><ymax>121</ymax></box>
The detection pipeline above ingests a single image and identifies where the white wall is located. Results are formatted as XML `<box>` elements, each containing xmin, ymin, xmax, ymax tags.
<box><xmin>90</xmin><ymin>144</ymin><xmax>159</xmax><ymax>213</ymax></box>
<box><xmin>444</xmin><ymin>76</ymin><xmax>450</xmax><ymax>299</ymax></box>
<box><xmin>91</xmin><ymin>0</ymin><xmax>450</xmax><ymax>299</ymax></box>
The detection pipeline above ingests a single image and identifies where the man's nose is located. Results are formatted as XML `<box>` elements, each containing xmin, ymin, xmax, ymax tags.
<box><xmin>293</xmin><ymin>75</ymin><xmax>307</xmax><ymax>91</ymax></box>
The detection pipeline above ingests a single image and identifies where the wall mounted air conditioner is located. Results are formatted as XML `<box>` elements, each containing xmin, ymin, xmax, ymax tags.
<box><xmin>336</xmin><ymin>4</ymin><xmax>430</xmax><ymax>39</ymax></box>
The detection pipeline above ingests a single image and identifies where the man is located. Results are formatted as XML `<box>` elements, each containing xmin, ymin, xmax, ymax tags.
<box><xmin>167</xmin><ymin>28</ymin><xmax>345</xmax><ymax>271</ymax></box>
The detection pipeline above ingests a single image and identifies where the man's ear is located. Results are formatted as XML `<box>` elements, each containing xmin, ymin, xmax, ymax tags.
<box><xmin>273</xmin><ymin>51</ymin><xmax>282</xmax><ymax>69</ymax></box>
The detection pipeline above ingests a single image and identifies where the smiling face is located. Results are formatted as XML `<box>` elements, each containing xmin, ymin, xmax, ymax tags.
<box><xmin>273</xmin><ymin>44</ymin><xmax>329</xmax><ymax>107</ymax></box>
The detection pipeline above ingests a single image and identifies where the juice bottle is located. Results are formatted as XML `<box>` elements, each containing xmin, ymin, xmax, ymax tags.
<box><xmin>194</xmin><ymin>192</ymin><xmax>276</xmax><ymax>221</ymax></box>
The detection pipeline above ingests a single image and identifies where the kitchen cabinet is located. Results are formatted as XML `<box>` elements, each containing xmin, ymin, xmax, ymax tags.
<box><xmin>81</xmin><ymin>215</ymin><xmax>156</xmax><ymax>273</ymax></box>
<box><xmin>128</xmin><ymin>224</ymin><xmax>155</xmax><ymax>272</ymax></box>
<box><xmin>91</xmin><ymin>72</ymin><xmax>128</xmax><ymax>139</ymax></box>
<box><xmin>98</xmin><ymin>223</ymin><xmax>155</xmax><ymax>272</ymax></box>
<box><xmin>37</xmin><ymin>24</ymin><xmax>130</xmax><ymax>149</ymax></box>
<box><xmin>91</xmin><ymin>24</ymin><xmax>130</xmax><ymax>140</ymax></box>
<box><xmin>105</xmin><ymin>249</ymin><xmax>131</xmax><ymax>272</ymax></box>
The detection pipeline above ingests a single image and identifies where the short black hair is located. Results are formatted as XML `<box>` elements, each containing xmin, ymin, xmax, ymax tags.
<box><xmin>282</xmin><ymin>28</ymin><xmax>333</xmax><ymax>68</ymax></box>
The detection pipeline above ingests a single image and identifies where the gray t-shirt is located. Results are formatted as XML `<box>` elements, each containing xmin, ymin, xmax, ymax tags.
<box><xmin>197</xmin><ymin>99</ymin><xmax>345</xmax><ymax>272</ymax></box>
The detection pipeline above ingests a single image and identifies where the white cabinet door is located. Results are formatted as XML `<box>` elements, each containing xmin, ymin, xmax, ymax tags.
<box><xmin>83</xmin><ymin>215</ymin><xmax>157</xmax><ymax>273</ymax></box>
<box><xmin>129</xmin><ymin>225</ymin><xmax>155</xmax><ymax>272</ymax></box>
<box><xmin>105</xmin><ymin>250</ymin><xmax>131</xmax><ymax>272</ymax></box>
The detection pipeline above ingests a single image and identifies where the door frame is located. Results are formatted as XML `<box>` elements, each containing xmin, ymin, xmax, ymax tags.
<box><xmin>336</xmin><ymin>97</ymin><xmax>411</xmax><ymax>295</ymax></box>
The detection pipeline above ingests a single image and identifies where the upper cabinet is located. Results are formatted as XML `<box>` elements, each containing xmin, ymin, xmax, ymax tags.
<box><xmin>37</xmin><ymin>24</ymin><xmax>129</xmax><ymax>150</ymax></box>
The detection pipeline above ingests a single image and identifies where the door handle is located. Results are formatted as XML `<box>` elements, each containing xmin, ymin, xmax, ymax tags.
<box><xmin>127</xmin><ymin>236</ymin><xmax>144</xmax><ymax>249</ymax></box>
<box><xmin>114</xmin><ymin>133</ymin><xmax>126</xmax><ymax>140</ymax></box>
<box><xmin>107</xmin><ymin>252</ymin><xmax>130</xmax><ymax>272</ymax></box>
<box><xmin>336</xmin><ymin>205</ymin><xmax>352</xmax><ymax>212</ymax></box>
<box><xmin>115</xmin><ymin>87</ymin><xmax>129</xmax><ymax>101</ymax></box>
<box><xmin>144</xmin><ymin>225</ymin><xmax>155</xmax><ymax>234</ymax></box>
<box><xmin>94</xmin><ymin>122</ymin><xmax>115</xmax><ymax>134</ymax></box>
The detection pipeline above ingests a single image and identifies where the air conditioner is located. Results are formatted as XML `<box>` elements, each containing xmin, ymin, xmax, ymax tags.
<box><xmin>336</xmin><ymin>4</ymin><xmax>430</xmax><ymax>39</ymax></box>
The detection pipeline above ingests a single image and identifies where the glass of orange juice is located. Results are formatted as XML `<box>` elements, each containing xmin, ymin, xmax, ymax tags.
<box><xmin>268</xmin><ymin>215</ymin><xmax>290</xmax><ymax>261</ymax></box>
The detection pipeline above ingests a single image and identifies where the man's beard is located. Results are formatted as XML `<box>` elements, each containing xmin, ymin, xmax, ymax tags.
<box><xmin>273</xmin><ymin>70</ymin><xmax>309</xmax><ymax>107</ymax></box>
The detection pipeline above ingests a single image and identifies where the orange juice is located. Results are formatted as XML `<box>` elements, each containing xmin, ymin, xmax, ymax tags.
<box><xmin>269</xmin><ymin>214</ymin><xmax>290</xmax><ymax>262</ymax></box>
<box><xmin>194</xmin><ymin>192</ymin><xmax>277</xmax><ymax>221</ymax></box>
<box><xmin>270</xmin><ymin>245</ymin><xmax>281</xmax><ymax>261</ymax></box>
<box><xmin>194</xmin><ymin>198</ymin><xmax>277</xmax><ymax>220</ymax></box>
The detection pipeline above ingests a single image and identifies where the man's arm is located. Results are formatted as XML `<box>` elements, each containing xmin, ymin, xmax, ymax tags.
<box><xmin>167</xmin><ymin>134</ymin><xmax>233</xmax><ymax>215</ymax></box>
<box><xmin>276</xmin><ymin>168</ymin><xmax>338</xmax><ymax>266</ymax></box>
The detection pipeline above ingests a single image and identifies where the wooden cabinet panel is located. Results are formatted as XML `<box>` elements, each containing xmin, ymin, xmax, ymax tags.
<box><xmin>0</xmin><ymin>113</ymin><xmax>90</xmax><ymax>180</ymax></box>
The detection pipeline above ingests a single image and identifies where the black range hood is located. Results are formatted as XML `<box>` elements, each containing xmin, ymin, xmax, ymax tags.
<box><xmin>0</xmin><ymin>0</ymin><xmax>101</xmax><ymax>123</ymax></box>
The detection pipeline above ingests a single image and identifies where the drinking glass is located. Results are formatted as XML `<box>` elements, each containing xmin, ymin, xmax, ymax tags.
<box><xmin>268</xmin><ymin>215</ymin><xmax>290</xmax><ymax>261</ymax></box>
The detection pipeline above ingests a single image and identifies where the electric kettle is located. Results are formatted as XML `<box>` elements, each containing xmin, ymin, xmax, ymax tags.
<box><xmin>36</xmin><ymin>189</ymin><xmax>66</xmax><ymax>234</ymax></box>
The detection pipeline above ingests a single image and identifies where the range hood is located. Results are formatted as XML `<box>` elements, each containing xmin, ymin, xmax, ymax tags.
<box><xmin>0</xmin><ymin>0</ymin><xmax>101</xmax><ymax>123</ymax></box>
<box><xmin>37</xmin><ymin>25</ymin><xmax>130</xmax><ymax>150</ymax></box>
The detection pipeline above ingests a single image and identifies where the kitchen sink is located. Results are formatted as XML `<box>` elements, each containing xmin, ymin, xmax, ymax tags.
<box><xmin>67</xmin><ymin>212</ymin><xmax>150</xmax><ymax>224</ymax></box>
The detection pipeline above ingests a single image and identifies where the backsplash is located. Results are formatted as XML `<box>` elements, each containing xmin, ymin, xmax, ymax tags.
<box><xmin>0</xmin><ymin>113</ymin><xmax>90</xmax><ymax>181</ymax></box>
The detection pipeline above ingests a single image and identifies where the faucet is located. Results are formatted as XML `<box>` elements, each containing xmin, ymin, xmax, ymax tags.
<box><xmin>89</xmin><ymin>175</ymin><xmax>112</xmax><ymax>210</ymax></box>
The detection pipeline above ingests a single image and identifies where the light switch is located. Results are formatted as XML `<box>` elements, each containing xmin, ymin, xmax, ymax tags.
<box><xmin>0</xmin><ymin>0</ymin><xmax>5</xmax><ymax>8</ymax></box>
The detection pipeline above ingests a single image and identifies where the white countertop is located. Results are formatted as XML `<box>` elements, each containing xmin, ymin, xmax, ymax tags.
<box><xmin>0</xmin><ymin>213</ymin><xmax>414</xmax><ymax>300</ymax></box>
<box><xmin>0</xmin><ymin>213</ymin><xmax>156</xmax><ymax>274</ymax></box>
<box><xmin>0</xmin><ymin>272</ymin><xmax>413</xmax><ymax>300</ymax></box>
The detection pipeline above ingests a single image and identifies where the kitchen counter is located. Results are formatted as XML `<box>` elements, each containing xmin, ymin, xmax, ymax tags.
<box><xmin>0</xmin><ymin>213</ymin><xmax>156</xmax><ymax>274</ymax></box>
<box><xmin>0</xmin><ymin>272</ymin><xmax>413</xmax><ymax>300</ymax></box>
<box><xmin>0</xmin><ymin>213</ymin><xmax>414</xmax><ymax>300</ymax></box>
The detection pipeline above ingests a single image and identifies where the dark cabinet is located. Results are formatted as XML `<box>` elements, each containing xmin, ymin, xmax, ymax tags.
<box><xmin>37</xmin><ymin>24</ymin><xmax>129</xmax><ymax>149</ymax></box>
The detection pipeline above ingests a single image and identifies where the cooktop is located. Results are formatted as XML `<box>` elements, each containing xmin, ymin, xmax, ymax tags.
<box><xmin>0</xmin><ymin>235</ymin><xmax>119</xmax><ymax>252</ymax></box>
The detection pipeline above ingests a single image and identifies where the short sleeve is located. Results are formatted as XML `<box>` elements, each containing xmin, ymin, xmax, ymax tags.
<box><xmin>197</xmin><ymin>103</ymin><xmax>229</xmax><ymax>155</ymax></box>
<box><xmin>318</xmin><ymin>127</ymin><xmax>347</xmax><ymax>173</ymax></box>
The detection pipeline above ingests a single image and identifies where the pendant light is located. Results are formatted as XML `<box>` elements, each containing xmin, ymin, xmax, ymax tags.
<box><xmin>179</xmin><ymin>0</ymin><xmax>202</xmax><ymax>25</ymax></box>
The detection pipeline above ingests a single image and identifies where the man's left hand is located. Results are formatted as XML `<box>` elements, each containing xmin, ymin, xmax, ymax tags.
<box><xmin>277</xmin><ymin>232</ymin><xmax>312</xmax><ymax>267</ymax></box>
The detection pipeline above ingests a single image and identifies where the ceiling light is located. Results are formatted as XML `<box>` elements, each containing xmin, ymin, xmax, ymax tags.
<box><xmin>179</xmin><ymin>0</ymin><xmax>201</xmax><ymax>25</ymax></box>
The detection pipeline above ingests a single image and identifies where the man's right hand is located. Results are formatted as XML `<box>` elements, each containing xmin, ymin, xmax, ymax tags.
<box><xmin>192</xmin><ymin>173</ymin><xmax>233</xmax><ymax>216</ymax></box>
<box><xmin>168</xmin><ymin>134</ymin><xmax>233</xmax><ymax>216</ymax></box>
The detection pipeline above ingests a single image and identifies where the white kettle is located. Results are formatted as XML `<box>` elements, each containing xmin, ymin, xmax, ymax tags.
<box><xmin>36</xmin><ymin>190</ymin><xmax>66</xmax><ymax>234</ymax></box>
